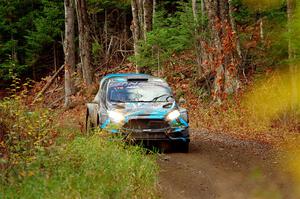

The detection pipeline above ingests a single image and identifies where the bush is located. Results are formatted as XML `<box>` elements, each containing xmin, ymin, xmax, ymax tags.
<box><xmin>0</xmin><ymin>96</ymin><xmax>58</xmax><ymax>182</ymax></box>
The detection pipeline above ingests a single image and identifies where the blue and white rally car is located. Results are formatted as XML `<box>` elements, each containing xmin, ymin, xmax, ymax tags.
<box><xmin>86</xmin><ymin>73</ymin><xmax>190</xmax><ymax>152</ymax></box>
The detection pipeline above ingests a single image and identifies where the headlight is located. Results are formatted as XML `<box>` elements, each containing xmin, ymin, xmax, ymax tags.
<box><xmin>166</xmin><ymin>110</ymin><xmax>180</xmax><ymax>121</ymax></box>
<box><xmin>108</xmin><ymin>111</ymin><xmax>125</xmax><ymax>123</ymax></box>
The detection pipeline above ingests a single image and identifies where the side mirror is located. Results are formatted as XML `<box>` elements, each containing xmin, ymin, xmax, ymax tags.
<box><xmin>178</xmin><ymin>97</ymin><xmax>186</xmax><ymax>105</ymax></box>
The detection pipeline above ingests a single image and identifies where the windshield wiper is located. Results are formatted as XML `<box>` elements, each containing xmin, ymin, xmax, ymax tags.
<box><xmin>151</xmin><ymin>94</ymin><xmax>172</xmax><ymax>102</ymax></box>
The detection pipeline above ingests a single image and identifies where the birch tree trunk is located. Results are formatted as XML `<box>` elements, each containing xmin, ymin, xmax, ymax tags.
<box><xmin>131</xmin><ymin>0</ymin><xmax>141</xmax><ymax>72</ymax></box>
<box><xmin>75</xmin><ymin>0</ymin><xmax>93</xmax><ymax>85</ymax></box>
<box><xmin>64</xmin><ymin>0</ymin><xmax>76</xmax><ymax>108</ymax></box>
<box><xmin>192</xmin><ymin>0</ymin><xmax>198</xmax><ymax>22</ymax></box>
<box><xmin>192</xmin><ymin>0</ymin><xmax>204</xmax><ymax>76</ymax></box>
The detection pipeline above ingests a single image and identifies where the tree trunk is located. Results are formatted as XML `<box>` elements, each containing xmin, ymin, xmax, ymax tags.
<box><xmin>64</xmin><ymin>0</ymin><xmax>76</xmax><ymax>108</ymax></box>
<box><xmin>75</xmin><ymin>0</ymin><xmax>93</xmax><ymax>85</ymax></box>
<box><xmin>143</xmin><ymin>0</ymin><xmax>153</xmax><ymax>39</ymax></box>
<box><xmin>138</xmin><ymin>0</ymin><xmax>144</xmax><ymax>39</ymax></box>
<box><xmin>192</xmin><ymin>0</ymin><xmax>198</xmax><ymax>23</ymax></box>
<box><xmin>224</xmin><ymin>0</ymin><xmax>241</xmax><ymax>95</ymax></box>
<box><xmin>205</xmin><ymin>0</ymin><xmax>224</xmax><ymax>103</ymax></box>
<box><xmin>228</xmin><ymin>0</ymin><xmax>242</xmax><ymax>59</ymax></box>
<box><xmin>131</xmin><ymin>0</ymin><xmax>142</xmax><ymax>72</ymax></box>
<box><xmin>131</xmin><ymin>0</ymin><xmax>141</xmax><ymax>54</ymax></box>
<box><xmin>203</xmin><ymin>0</ymin><xmax>241</xmax><ymax>103</ymax></box>
<box><xmin>192</xmin><ymin>0</ymin><xmax>204</xmax><ymax>76</ymax></box>
<box><xmin>153</xmin><ymin>0</ymin><xmax>156</xmax><ymax>25</ymax></box>
<box><xmin>201</xmin><ymin>0</ymin><xmax>205</xmax><ymax>25</ymax></box>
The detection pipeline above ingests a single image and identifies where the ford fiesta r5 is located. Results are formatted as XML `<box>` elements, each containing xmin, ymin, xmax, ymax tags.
<box><xmin>86</xmin><ymin>73</ymin><xmax>190</xmax><ymax>152</ymax></box>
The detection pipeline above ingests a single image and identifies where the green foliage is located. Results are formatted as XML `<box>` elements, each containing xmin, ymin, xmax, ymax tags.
<box><xmin>92</xmin><ymin>40</ymin><xmax>104</xmax><ymax>63</ymax></box>
<box><xmin>26</xmin><ymin>0</ymin><xmax>64</xmax><ymax>55</ymax></box>
<box><xmin>231</xmin><ymin>0</ymin><xmax>256</xmax><ymax>25</ymax></box>
<box><xmin>232</xmin><ymin>0</ymin><xmax>289</xmax><ymax>68</ymax></box>
<box><xmin>131</xmin><ymin>2</ymin><xmax>195</xmax><ymax>69</ymax></box>
<box><xmin>0</xmin><ymin>135</ymin><xmax>158</xmax><ymax>198</ymax></box>
<box><xmin>87</xmin><ymin>0</ymin><xmax>130</xmax><ymax>14</ymax></box>
<box><xmin>0</xmin><ymin>0</ymin><xmax>64</xmax><ymax>80</ymax></box>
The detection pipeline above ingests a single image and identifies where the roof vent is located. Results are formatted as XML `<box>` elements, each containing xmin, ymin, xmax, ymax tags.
<box><xmin>127</xmin><ymin>78</ymin><xmax>148</xmax><ymax>82</ymax></box>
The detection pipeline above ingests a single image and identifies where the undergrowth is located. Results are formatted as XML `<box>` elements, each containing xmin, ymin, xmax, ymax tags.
<box><xmin>0</xmin><ymin>135</ymin><xmax>158</xmax><ymax>199</ymax></box>
<box><xmin>187</xmin><ymin>70</ymin><xmax>300</xmax><ymax>144</ymax></box>
<box><xmin>0</xmin><ymin>83</ymin><xmax>158</xmax><ymax>198</ymax></box>
<box><xmin>0</xmin><ymin>97</ymin><xmax>58</xmax><ymax>178</ymax></box>
<box><xmin>163</xmin><ymin>57</ymin><xmax>300</xmax><ymax>144</ymax></box>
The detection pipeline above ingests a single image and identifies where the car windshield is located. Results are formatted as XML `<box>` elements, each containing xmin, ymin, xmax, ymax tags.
<box><xmin>108</xmin><ymin>81</ymin><xmax>173</xmax><ymax>102</ymax></box>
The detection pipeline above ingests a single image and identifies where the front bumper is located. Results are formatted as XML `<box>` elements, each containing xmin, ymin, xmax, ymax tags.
<box><xmin>102</xmin><ymin>118</ymin><xmax>189</xmax><ymax>142</ymax></box>
<box><xmin>121</xmin><ymin>127</ymin><xmax>190</xmax><ymax>142</ymax></box>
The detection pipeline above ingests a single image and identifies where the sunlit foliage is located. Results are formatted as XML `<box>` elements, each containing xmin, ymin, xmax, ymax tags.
<box><xmin>244</xmin><ymin>69</ymin><xmax>300</xmax><ymax>124</ymax></box>
<box><xmin>242</xmin><ymin>0</ymin><xmax>284</xmax><ymax>11</ymax></box>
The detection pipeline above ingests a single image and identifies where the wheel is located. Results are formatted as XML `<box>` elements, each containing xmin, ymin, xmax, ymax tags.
<box><xmin>179</xmin><ymin>142</ymin><xmax>189</xmax><ymax>153</ymax></box>
<box><xmin>160</xmin><ymin>141</ymin><xmax>172</xmax><ymax>153</ymax></box>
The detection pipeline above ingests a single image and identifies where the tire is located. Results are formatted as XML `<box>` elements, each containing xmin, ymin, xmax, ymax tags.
<box><xmin>180</xmin><ymin>142</ymin><xmax>189</xmax><ymax>153</ymax></box>
<box><xmin>160</xmin><ymin>141</ymin><xmax>172</xmax><ymax>153</ymax></box>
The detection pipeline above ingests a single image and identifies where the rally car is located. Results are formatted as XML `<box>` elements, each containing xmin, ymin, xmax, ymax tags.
<box><xmin>86</xmin><ymin>73</ymin><xmax>190</xmax><ymax>152</ymax></box>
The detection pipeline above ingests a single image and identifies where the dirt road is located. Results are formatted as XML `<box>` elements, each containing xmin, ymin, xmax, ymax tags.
<box><xmin>158</xmin><ymin>130</ymin><xmax>297</xmax><ymax>199</ymax></box>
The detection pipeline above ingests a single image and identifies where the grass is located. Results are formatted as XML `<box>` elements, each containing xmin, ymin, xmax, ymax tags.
<box><xmin>0</xmin><ymin>135</ymin><xmax>158</xmax><ymax>199</ymax></box>
<box><xmin>0</xmin><ymin>95</ymin><xmax>159</xmax><ymax>199</ymax></box>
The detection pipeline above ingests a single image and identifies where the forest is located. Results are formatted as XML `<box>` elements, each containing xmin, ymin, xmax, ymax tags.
<box><xmin>0</xmin><ymin>0</ymin><xmax>300</xmax><ymax>198</ymax></box>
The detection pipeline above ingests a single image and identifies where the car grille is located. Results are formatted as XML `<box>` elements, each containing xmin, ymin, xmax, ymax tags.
<box><xmin>123</xmin><ymin>119</ymin><xmax>169</xmax><ymax>130</ymax></box>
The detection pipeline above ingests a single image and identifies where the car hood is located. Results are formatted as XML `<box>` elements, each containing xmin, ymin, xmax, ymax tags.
<box><xmin>108</xmin><ymin>102</ymin><xmax>176</xmax><ymax>119</ymax></box>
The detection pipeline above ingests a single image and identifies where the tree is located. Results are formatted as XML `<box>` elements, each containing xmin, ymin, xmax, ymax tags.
<box><xmin>64</xmin><ymin>0</ymin><xmax>76</xmax><ymax>108</ymax></box>
<box><xmin>203</xmin><ymin>0</ymin><xmax>242</xmax><ymax>103</ymax></box>
<box><xmin>75</xmin><ymin>0</ymin><xmax>93</xmax><ymax>85</ymax></box>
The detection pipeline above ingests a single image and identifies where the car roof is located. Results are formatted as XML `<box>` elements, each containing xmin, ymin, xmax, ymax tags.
<box><xmin>101</xmin><ymin>73</ymin><xmax>150</xmax><ymax>81</ymax></box>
